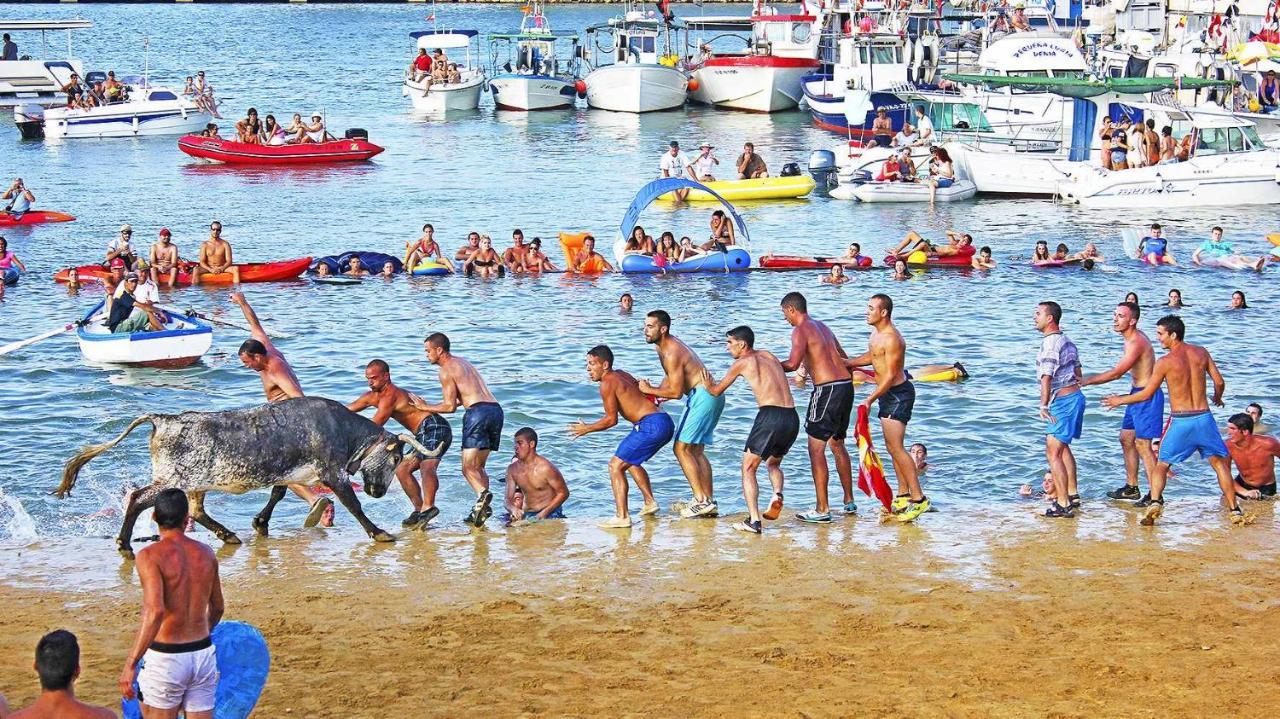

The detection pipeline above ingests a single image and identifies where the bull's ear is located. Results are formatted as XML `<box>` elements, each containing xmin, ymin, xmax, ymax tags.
<box><xmin>384</xmin><ymin>441</ymin><xmax>398</xmax><ymax>452</ymax></box>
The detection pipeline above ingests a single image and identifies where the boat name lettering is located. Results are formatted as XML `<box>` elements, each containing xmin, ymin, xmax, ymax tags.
<box><xmin>1011</xmin><ymin>42</ymin><xmax>1066</xmax><ymax>59</ymax></box>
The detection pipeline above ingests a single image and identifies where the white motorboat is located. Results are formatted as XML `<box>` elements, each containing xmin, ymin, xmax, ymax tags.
<box><xmin>0</xmin><ymin>19</ymin><xmax>90</xmax><ymax>107</ymax></box>
<box><xmin>402</xmin><ymin>30</ymin><xmax>485</xmax><ymax>113</ymax></box>
<box><xmin>582</xmin><ymin>5</ymin><xmax>687</xmax><ymax>113</ymax></box>
<box><xmin>77</xmin><ymin>301</ymin><xmax>212</xmax><ymax>369</ymax></box>
<box><xmin>487</xmin><ymin>2</ymin><xmax>580</xmax><ymax>111</ymax></box>
<box><xmin>686</xmin><ymin>2</ymin><xmax>825</xmax><ymax>113</ymax></box>
<box><xmin>1055</xmin><ymin>113</ymin><xmax>1280</xmax><ymax>208</ymax></box>
<box><xmin>832</xmin><ymin>178</ymin><xmax>977</xmax><ymax>202</ymax></box>
<box><xmin>16</xmin><ymin>80</ymin><xmax>212</xmax><ymax>140</ymax></box>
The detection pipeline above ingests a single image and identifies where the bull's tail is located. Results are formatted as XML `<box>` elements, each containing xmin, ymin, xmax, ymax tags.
<box><xmin>56</xmin><ymin>415</ymin><xmax>155</xmax><ymax>498</ymax></box>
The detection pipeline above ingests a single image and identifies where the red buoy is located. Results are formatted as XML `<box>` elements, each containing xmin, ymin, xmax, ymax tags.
<box><xmin>574</xmin><ymin>79</ymin><xmax>587</xmax><ymax>98</ymax></box>
<box><xmin>686</xmin><ymin>77</ymin><xmax>700</xmax><ymax>92</ymax></box>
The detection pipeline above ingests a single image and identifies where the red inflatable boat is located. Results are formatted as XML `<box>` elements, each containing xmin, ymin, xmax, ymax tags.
<box><xmin>178</xmin><ymin>135</ymin><xmax>384</xmax><ymax>165</ymax></box>
<box><xmin>759</xmin><ymin>255</ymin><xmax>877</xmax><ymax>270</ymax></box>
<box><xmin>54</xmin><ymin>257</ymin><xmax>313</xmax><ymax>285</ymax></box>
<box><xmin>0</xmin><ymin>210</ymin><xmax>76</xmax><ymax>226</ymax></box>
<box><xmin>884</xmin><ymin>245</ymin><xmax>976</xmax><ymax>268</ymax></box>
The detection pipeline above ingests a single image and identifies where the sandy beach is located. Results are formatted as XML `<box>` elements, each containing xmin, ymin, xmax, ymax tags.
<box><xmin>1</xmin><ymin>503</ymin><xmax>1277</xmax><ymax>718</ymax></box>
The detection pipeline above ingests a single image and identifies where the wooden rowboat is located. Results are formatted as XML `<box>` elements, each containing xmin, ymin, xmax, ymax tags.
<box><xmin>77</xmin><ymin>301</ymin><xmax>213</xmax><ymax>368</ymax></box>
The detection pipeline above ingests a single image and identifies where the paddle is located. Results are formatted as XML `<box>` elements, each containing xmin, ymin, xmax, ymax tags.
<box><xmin>160</xmin><ymin>306</ymin><xmax>294</xmax><ymax>340</ymax></box>
<box><xmin>0</xmin><ymin>322</ymin><xmax>76</xmax><ymax>357</ymax></box>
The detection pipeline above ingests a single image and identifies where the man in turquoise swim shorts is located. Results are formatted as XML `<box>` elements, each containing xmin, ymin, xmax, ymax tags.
<box><xmin>1102</xmin><ymin>315</ymin><xmax>1246</xmax><ymax>526</ymax></box>
<box><xmin>637</xmin><ymin>310</ymin><xmax>725</xmax><ymax>519</ymax></box>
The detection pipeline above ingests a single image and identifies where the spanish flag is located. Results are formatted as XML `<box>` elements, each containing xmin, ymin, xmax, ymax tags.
<box><xmin>855</xmin><ymin>405</ymin><xmax>895</xmax><ymax>511</ymax></box>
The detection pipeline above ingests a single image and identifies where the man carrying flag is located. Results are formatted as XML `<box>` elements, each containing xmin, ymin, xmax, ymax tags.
<box><xmin>845</xmin><ymin>294</ymin><xmax>928</xmax><ymax>522</ymax></box>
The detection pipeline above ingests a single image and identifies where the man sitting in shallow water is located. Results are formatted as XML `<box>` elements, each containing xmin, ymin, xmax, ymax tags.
<box><xmin>504</xmin><ymin>427</ymin><xmax>570</xmax><ymax>525</ymax></box>
<box><xmin>1226</xmin><ymin>413</ymin><xmax>1280</xmax><ymax>500</ymax></box>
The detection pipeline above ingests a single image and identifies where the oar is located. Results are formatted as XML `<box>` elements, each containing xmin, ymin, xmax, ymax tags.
<box><xmin>0</xmin><ymin>322</ymin><xmax>76</xmax><ymax>357</ymax></box>
<box><xmin>160</xmin><ymin>306</ymin><xmax>294</xmax><ymax>340</ymax></box>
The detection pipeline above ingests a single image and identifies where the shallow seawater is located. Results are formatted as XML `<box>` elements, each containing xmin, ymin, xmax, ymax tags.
<box><xmin>0</xmin><ymin>3</ymin><xmax>1276</xmax><ymax>555</ymax></box>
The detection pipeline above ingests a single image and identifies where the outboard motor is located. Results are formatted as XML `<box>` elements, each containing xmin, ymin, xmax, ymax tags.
<box><xmin>780</xmin><ymin>162</ymin><xmax>801</xmax><ymax>177</ymax></box>
<box><xmin>344</xmin><ymin>128</ymin><xmax>368</xmax><ymax>141</ymax></box>
<box><xmin>85</xmin><ymin>70</ymin><xmax>107</xmax><ymax>86</ymax></box>
<box><xmin>807</xmin><ymin>149</ymin><xmax>838</xmax><ymax>191</ymax></box>
<box><xmin>13</xmin><ymin>105</ymin><xmax>44</xmax><ymax>140</ymax></box>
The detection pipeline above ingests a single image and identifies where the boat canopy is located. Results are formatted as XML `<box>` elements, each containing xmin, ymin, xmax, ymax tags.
<box><xmin>977</xmin><ymin>36</ymin><xmax>1086</xmax><ymax>74</ymax></box>
<box><xmin>678</xmin><ymin>16</ymin><xmax>753</xmax><ymax>32</ymax></box>
<box><xmin>0</xmin><ymin>19</ymin><xmax>92</xmax><ymax>31</ymax></box>
<box><xmin>411</xmin><ymin>29</ymin><xmax>479</xmax><ymax>50</ymax></box>
<box><xmin>620</xmin><ymin>178</ymin><xmax>750</xmax><ymax>246</ymax></box>
<box><xmin>487</xmin><ymin>31</ymin><xmax>577</xmax><ymax>41</ymax></box>
<box><xmin>942</xmin><ymin>73</ymin><xmax>1234</xmax><ymax>98</ymax></box>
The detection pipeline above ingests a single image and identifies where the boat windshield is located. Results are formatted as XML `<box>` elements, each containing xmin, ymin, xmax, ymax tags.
<box><xmin>930</xmin><ymin>102</ymin><xmax>992</xmax><ymax>133</ymax></box>
<box><xmin>859</xmin><ymin>45</ymin><xmax>902</xmax><ymax>65</ymax></box>
<box><xmin>1194</xmin><ymin>125</ymin><xmax>1262</xmax><ymax>155</ymax></box>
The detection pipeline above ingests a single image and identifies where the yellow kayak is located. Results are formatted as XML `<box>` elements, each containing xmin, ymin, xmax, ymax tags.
<box><xmin>659</xmin><ymin>176</ymin><xmax>816</xmax><ymax>202</ymax></box>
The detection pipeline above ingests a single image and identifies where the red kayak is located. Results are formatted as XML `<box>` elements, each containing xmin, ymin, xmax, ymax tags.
<box><xmin>178</xmin><ymin>135</ymin><xmax>384</xmax><ymax>165</ymax></box>
<box><xmin>0</xmin><ymin>210</ymin><xmax>76</xmax><ymax>226</ymax></box>
<box><xmin>54</xmin><ymin>257</ymin><xmax>313</xmax><ymax>285</ymax></box>
<box><xmin>760</xmin><ymin>255</ymin><xmax>877</xmax><ymax>270</ymax></box>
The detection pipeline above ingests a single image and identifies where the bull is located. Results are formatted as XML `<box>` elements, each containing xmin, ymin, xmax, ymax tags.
<box><xmin>56</xmin><ymin>397</ymin><xmax>434</xmax><ymax>559</ymax></box>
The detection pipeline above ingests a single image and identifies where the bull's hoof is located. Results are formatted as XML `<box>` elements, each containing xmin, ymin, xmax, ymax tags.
<box><xmin>372</xmin><ymin>530</ymin><xmax>395</xmax><ymax>543</ymax></box>
<box><xmin>252</xmin><ymin>516</ymin><xmax>269</xmax><ymax>537</ymax></box>
<box><xmin>221</xmin><ymin>532</ymin><xmax>242</xmax><ymax>545</ymax></box>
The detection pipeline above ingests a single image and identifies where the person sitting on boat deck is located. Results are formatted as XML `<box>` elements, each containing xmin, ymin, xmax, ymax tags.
<box><xmin>130</xmin><ymin>259</ymin><xmax>161</xmax><ymax>304</ymax></box>
<box><xmin>2</xmin><ymin>178</ymin><xmax>35</xmax><ymax>219</ymax></box>
<box><xmin>406</xmin><ymin>223</ymin><xmax>447</xmax><ymax>269</ymax></box>
<box><xmin>1259</xmin><ymin>70</ymin><xmax>1279</xmax><ymax>113</ymax></box>
<box><xmin>409</xmin><ymin>47</ymin><xmax>433</xmax><ymax>82</ymax></box>
<box><xmin>260</xmin><ymin>114</ymin><xmax>288</xmax><ymax>146</ymax></box>
<box><xmin>432</xmin><ymin>48</ymin><xmax>447</xmax><ymax>70</ymax></box>
<box><xmin>284</xmin><ymin>113</ymin><xmax>306</xmax><ymax>142</ymax></box>
<box><xmin>736</xmin><ymin>142</ymin><xmax>768</xmax><ymax>179</ymax></box>
<box><xmin>875</xmin><ymin>153</ymin><xmax>902</xmax><ymax>182</ymax></box>
<box><xmin>463</xmin><ymin>235</ymin><xmax>505</xmax><ymax>278</ymax></box>
<box><xmin>925</xmin><ymin>146</ymin><xmax>956</xmax><ymax>202</ymax></box>
<box><xmin>522</xmin><ymin>237</ymin><xmax>558</xmax><ymax>273</ymax></box>
<box><xmin>102</xmin><ymin>71</ymin><xmax>123</xmax><ymax>103</ymax></box>
<box><xmin>1226</xmin><ymin>413</ymin><xmax>1280</xmax><ymax>500</ymax></box>
<box><xmin>60</xmin><ymin>73</ymin><xmax>85</xmax><ymax>108</ymax></box>
<box><xmin>1073</xmin><ymin>242</ymin><xmax>1104</xmax><ymax>263</ymax></box>
<box><xmin>303</xmin><ymin>113</ymin><xmax>327</xmax><ymax>143</ymax></box>
<box><xmin>1010</xmin><ymin>3</ymin><xmax>1031</xmax><ymax>32</ymax></box>
<box><xmin>503</xmin><ymin>228</ymin><xmax>530</xmax><ymax>272</ymax></box>
<box><xmin>192</xmin><ymin>220</ymin><xmax>241</xmax><ymax>284</ymax></box>
<box><xmin>1031</xmin><ymin>240</ymin><xmax>1051</xmax><ymax>263</ymax></box>
<box><xmin>678</xmin><ymin>236</ymin><xmax>710</xmax><ymax>263</ymax></box>
<box><xmin>108</xmin><ymin>273</ymin><xmax>165</xmax><ymax>334</ymax></box>
<box><xmin>871</xmin><ymin>107</ymin><xmax>894</xmax><ymax>148</ymax></box>
<box><xmin>345</xmin><ymin>256</ymin><xmax>371</xmax><ymax>277</ymax></box>
<box><xmin>101</xmin><ymin>258</ymin><xmax>126</xmax><ymax>307</ymax></box>
<box><xmin>190</xmin><ymin>70</ymin><xmax>218</xmax><ymax>115</ymax></box>
<box><xmin>822</xmin><ymin>265</ymin><xmax>850</xmax><ymax>285</ymax></box>
<box><xmin>1166</xmin><ymin>288</ymin><xmax>1185</xmax><ymax>308</ymax></box>
<box><xmin>691</xmin><ymin>142</ymin><xmax>718</xmax><ymax>182</ymax></box>
<box><xmin>106</xmin><ymin>224</ymin><xmax>138</xmax><ymax>270</ymax></box>
<box><xmin>1052</xmin><ymin>243</ymin><xmax>1070</xmax><ymax>262</ymax></box>
<box><xmin>892</xmin><ymin>123</ymin><xmax>917</xmax><ymax>148</ymax></box>
<box><xmin>503</xmin><ymin>427</ymin><xmax>570</xmax><ymax>525</ymax></box>
<box><xmin>570</xmin><ymin>235</ymin><xmax>615</xmax><ymax>273</ymax></box>
<box><xmin>972</xmin><ymin>245</ymin><xmax>997</xmax><ymax>269</ymax></box>
<box><xmin>897</xmin><ymin>148</ymin><xmax>917</xmax><ymax>181</ymax></box>
<box><xmin>989</xmin><ymin>8</ymin><xmax>1012</xmax><ymax>33</ymax></box>
<box><xmin>148</xmin><ymin>227</ymin><xmax>180</xmax><ymax>288</ymax></box>
<box><xmin>660</xmin><ymin>141</ymin><xmax>694</xmax><ymax>201</ymax></box>
<box><xmin>1191</xmin><ymin>226</ymin><xmax>1267</xmax><ymax>271</ymax></box>
<box><xmin>446</xmin><ymin>63</ymin><xmax>462</xmax><ymax>84</ymax></box>
<box><xmin>1229</xmin><ymin>290</ymin><xmax>1248</xmax><ymax>310</ymax></box>
<box><xmin>199</xmin><ymin>122</ymin><xmax>220</xmax><ymax>138</ymax></box>
<box><xmin>1</xmin><ymin>33</ymin><xmax>16</xmax><ymax>61</ymax></box>
<box><xmin>455</xmin><ymin>231</ymin><xmax>481</xmax><ymax>262</ymax></box>
<box><xmin>689</xmin><ymin>43</ymin><xmax>712</xmax><ymax>69</ymax></box>
<box><xmin>236</xmin><ymin>108</ymin><xmax>262</xmax><ymax>144</ymax></box>
<box><xmin>1138</xmin><ymin>223</ymin><xmax>1175</xmax><ymax>265</ymax></box>
<box><xmin>912</xmin><ymin>105</ymin><xmax>934</xmax><ymax>145</ymax></box>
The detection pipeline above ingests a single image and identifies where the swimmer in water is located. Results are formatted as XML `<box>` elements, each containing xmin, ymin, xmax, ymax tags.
<box><xmin>972</xmin><ymin>245</ymin><xmax>997</xmax><ymax>269</ymax></box>
<box><xmin>822</xmin><ymin>265</ymin><xmax>850</xmax><ymax>285</ymax></box>
<box><xmin>909</xmin><ymin>442</ymin><xmax>928</xmax><ymax>471</ymax></box>
<box><xmin>619</xmin><ymin>293</ymin><xmax>633</xmax><ymax>313</ymax></box>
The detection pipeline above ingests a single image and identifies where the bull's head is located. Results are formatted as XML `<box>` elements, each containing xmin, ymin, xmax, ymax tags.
<box><xmin>345</xmin><ymin>433</ymin><xmax>433</xmax><ymax>499</ymax></box>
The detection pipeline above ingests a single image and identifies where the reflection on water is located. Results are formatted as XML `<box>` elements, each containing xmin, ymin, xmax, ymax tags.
<box><xmin>0</xmin><ymin>4</ymin><xmax>1276</xmax><ymax>551</ymax></box>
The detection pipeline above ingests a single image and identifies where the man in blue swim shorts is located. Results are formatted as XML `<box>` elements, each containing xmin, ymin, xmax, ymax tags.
<box><xmin>637</xmin><ymin>310</ymin><xmax>725</xmax><ymax>519</ymax></box>
<box><xmin>503</xmin><ymin>427</ymin><xmax>569</xmax><ymax>525</ymax></box>
<box><xmin>572</xmin><ymin>345</ymin><xmax>673</xmax><ymax>529</ymax></box>
<box><xmin>1035</xmin><ymin>301</ymin><xmax>1084</xmax><ymax>518</ymax></box>
<box><xmin>1103</xmin><ymin>315</ymin><xmax>1246</xmax><ymax>525</ymax></box>
<box><xmin>1081</xmin><ymin>302</ymin><xmax>1163</xmax><ymax>503</ymax></box>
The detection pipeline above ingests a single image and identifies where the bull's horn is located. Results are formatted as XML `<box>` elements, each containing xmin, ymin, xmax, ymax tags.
<box><xmin>397</xmin><ymin>433</ymin><xmax>436</xmax><ymax>459</ymax></box>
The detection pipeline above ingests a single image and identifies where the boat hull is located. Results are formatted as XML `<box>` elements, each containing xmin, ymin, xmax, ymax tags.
<box><xmin>77</xmin><ymin>302</ymin><xmax>213</xmax><ymax>368</ymax></box>
<box><xmin>802</xmin><ymin>75</ymin><xmax>907</xmax><ymax>137</ymax></box>
<box><xmin>835</xmin><ymin>179</ymin><xmax>977</xmax><ymax>202</ymax></box>
<box><xmin>690</xmin><ymin>58</ymin><xmax>816</xmax><ymax>113</ymax></box>
<box><xmin>585</xmin><ymin>64</ymin><xmax>686</xmax><ymax>113</ymax></box>
<box><xmin>1055</xmin><ymin>154</ymin><xmax>1280</xmax><ymax>208</ymax></box>
<box><xmin>404</xmin><ymin>75</ymin><xmax>485</xmax><ymax>112</ymax></box>
<box><xmin>54</xmin><ymin>257</ymin><xmax>313</xmax><ymax>285</ymax></box>
<box><xmin>489</xmin><ymin>74</ymin><xmax>576</xmax><ymax>111</ymax></box>
<box><xmin>945</xmin><ymin>142</ymin><xmax>1069</xmax><ymax>196</ymax></box>
<box><xmin>659</xmin><ymin>176</ymin><xmax>816</xmax><ymax>202</ymax></box>
<box><xmin>41</xmin><ymin>101</ymin><xmax>211</xmax><ymax>139</ymax></box>
<box><xmin>178</xmin><ymin>135</ymin><xmax>384</xmax><ymax>165</ymax></box>
<box><xmin>0</xmin><ymin>209</ymin><xmax>76</xmax><ymax>226</ymax></box>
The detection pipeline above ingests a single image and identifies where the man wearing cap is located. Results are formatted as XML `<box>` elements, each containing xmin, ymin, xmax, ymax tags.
<box><xmin>303</xmin><ymin>112</ymin><xmax>326</xmax><ymax>143</ymax></box>
<box><xmin>149</xmin><ymin>228</ymin><xmax>180</xmax><ymax>287</ymax></box>
<box><xmin>106</xmin><ymin>225</ymin><xmax>138</xmax><ymax>270</ymax></box>
<box><xmin>659</xmin><ymin>140</ymin><xmax>694</xmax><ymax>201</ymax></box>
<box><xmin>871</xmin><ymin>107</ymin><xmax>894</xmax><ymax>147</ymax></box>
<box><xmin>102</xmin><ymin>257</ymin><xmax>128</xmax><ymax>314</ymax></box>
<box><xmin>107</xmin><ymin>273</ymin><xmax>165</xmax><ymax>334</ymax></box>
<box><xmin>132</xmin><ymin>260</ymin><xmax>161</xmax><ymax>305</ymax></box>
<box><xmin>691</xmin><ymin>142</ymin><xmax>719</xmax><ymax>182</ymax></box>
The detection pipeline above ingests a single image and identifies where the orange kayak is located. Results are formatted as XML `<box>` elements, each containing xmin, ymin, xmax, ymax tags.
<box><xmin>54</xmin><ymin>257</ymin><xmax>313</xmax><ymax>285</ymax></box>
<box><xmin>0</xmin><ymin>210</ymin><xmax>76</xmax><ymax>226</ymax></box>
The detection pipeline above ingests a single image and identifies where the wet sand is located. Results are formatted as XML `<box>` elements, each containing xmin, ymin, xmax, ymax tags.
<box><xmin>1</xmin><ymin>505</ymin><xmax>1277</xmax><ymax>718</ymax></box>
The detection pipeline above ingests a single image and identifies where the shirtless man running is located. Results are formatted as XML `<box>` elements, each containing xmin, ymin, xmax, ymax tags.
<box><xmin>701</xmin><ymin>325</ymin><xmax>799</xmax><ymax>533</ymax></box>
<box><xmin>1080</xmin><ymin>301</ymin><xmax>1162</xmax><ymax>503</ymax></box>
<box><xmin>504</xmin><ymin>427</ymin><xmax>570</xmax><ymax>525</ymax></box>
<box><xmin>571</xmin><ymin>344</ymin><xmax>672</xmax><ymax>528</ymax></box>
<box><xmin>637</xmin><ymin>309</ymin><xmax>725</xmax><ymax>518</ymax></box>
<box><xmin>191</xmin><ymin>221</ymin><xmax>240</xmax><ymax>285</ymax></box>
<box><xmin>230</xmin><ymin>291</ymin><xmax>331</xmax><ymax>526</ymax></box>
<box><xmin>347</xmin><ymin>359</ymin><xmax>452</xmax><ymax>530</ymax></box>
<box><xmin>1102</xmin><ymin>315</ymin><xmax>1246</xmax><ymax>525</ymax></box>
<box><xmin>412</xmin><ymin>333</ymin><xmax>504</xmax><ymax>527</ymax></box>
<box><xmin>120</xmin><ymin>489</ymin><xmax>225</xmax><ymax>719</ymax></box>
<box><xmin>845</xmin><ymin>294</ymin><xmax>928</xmax><ymax>521</ymax></box>
<box><xmin>778</xmin><ymin>291</ymin><xmax>856</xmax><ymax>522</ymax></box>
<box><xmin>1225</xmin><ymin>413</ymin><xmax>1280</xmax><ymax>500</ymax></box>
<box><xmin>3</xmin><ymin>631</ymin><xmax>114</xmax><ymax>718</ymax></box>
<box><xmin>149</xmin><ymin>228</ymin><xmax>180</xmax><ymax>288</ymax></box>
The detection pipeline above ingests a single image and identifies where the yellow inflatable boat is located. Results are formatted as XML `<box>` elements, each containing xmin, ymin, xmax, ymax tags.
<box><xmin>658</xmin><ymin>175</ymin><xmax>817</xmax><ymax>202</ymax></box>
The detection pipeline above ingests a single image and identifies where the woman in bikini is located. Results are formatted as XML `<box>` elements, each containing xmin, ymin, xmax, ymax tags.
<box><xmin>522</xmin><ymin>238</ymin><xmax>559</xmax><ymax>273</ymax></box>
<box><xmin>463</xmin><ymin>235</ymin><xmax>504</xmax><ymax>279</ymax></box>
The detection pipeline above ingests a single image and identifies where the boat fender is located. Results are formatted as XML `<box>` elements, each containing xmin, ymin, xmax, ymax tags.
<box><xmin>574</xmin><ymin>79</ymin><xmax>587</xmax><ymax>98</ymax></box>
<box><xmin>344</xmin><ymin>128</ymin><xmax>369</xmax><ymax>141</ymax></box>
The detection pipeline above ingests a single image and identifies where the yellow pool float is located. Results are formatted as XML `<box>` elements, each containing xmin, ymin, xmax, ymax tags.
<box><xmin>658</xmin><ymin>175</ymin><xmax>817</xmax><ymax>202</ymax></box>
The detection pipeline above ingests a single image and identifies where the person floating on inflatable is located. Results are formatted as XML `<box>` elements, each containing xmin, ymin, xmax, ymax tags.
<box><xmin>1138</xmin><ymin>223</ymin><xmax>1176</xmax><ymax>265</ymax></box>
